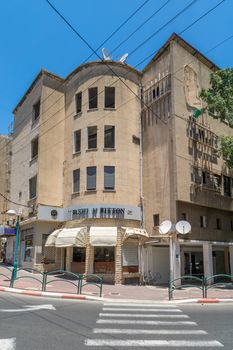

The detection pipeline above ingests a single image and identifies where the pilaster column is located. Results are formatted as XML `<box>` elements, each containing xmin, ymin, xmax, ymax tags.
<box><xmin>203</xmin><ymin>242</ymin><xmax>213</xmax><ymax>282</ymax></box>
<box><xmin>66</xmin><ymin>247</ymin><xmax>72</xmax><ymax>272</ymax></box>
<box><xmin>229</xmin><ymin>246</ymin><xmax>233</xmax><ymax>280</ymax></box>
<box><xmin>115</xmin><ymin>231</ymin><xmax>122</xmax><ymax>284</ymax></box>
<box><xmin>85</xmin><ymin>245</ymin><xmax>94</xmax><ymax>274</ymax></box>
<box><xmin>170</xmin><ymin>235</ymin><xmax>181</xmax><ymax>286</ymax></box>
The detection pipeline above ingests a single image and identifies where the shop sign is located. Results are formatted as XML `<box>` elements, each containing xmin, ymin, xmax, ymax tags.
<box><xmin>0</xmin><ymin>226</ymin><xmax>16</xmax><ymax>236</ymax></box>
<box><xmin>71</xmin><ymin>207</ymin><xmax>125</xmax><ymax>220</ymax></box>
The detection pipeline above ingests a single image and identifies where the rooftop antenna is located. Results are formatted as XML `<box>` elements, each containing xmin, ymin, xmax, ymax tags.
<box><xmin>119</xmin><ymin>53</ymin><xmax>128</xmax><ymax>63</ymax></box>
<box><xmin>102</xmin><ymin>48</ymin><xmax>111</xmax><ymax>61</ymax></box>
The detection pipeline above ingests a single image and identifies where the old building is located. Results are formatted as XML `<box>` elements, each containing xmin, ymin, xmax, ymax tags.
<box><xmin>7</xmin><ymin>33</ymin><xmax>233</xmax><ymax>284</ymax></box>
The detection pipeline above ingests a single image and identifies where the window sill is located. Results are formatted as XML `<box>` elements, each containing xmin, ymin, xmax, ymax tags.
<box><xmin>74</xmin><ymin>112</ymin><xmax>82</xmax><ymax>119</ymax></box>
<box><xmin>103</xmin><ymin>148</ymin><xmax>116</xmax><ymax>152</ymax></box>
<box><xmin>104</xmin><ymin>107</ymin><xmax>116</xmax><ymax>111</ymax></box>
<box><xmin>29</xmin><ymin>156</ymin><xmax>38</xmax><ymax>166</ymax></box>
<box><xmin>86</xmin><ymin>148</ymin><xmax>98</xmax><ymax>152</ymax></box>
<box><xmin>103</xmin><ymin>190</ymin><xmax>116</xmax><ymax>193</ymax></box>
<box><xmin>87</xmin><ymin>108</ymin><xmax>98</xmax><ymax>112</ymax></box>
<box><xmin>71</xmin><ymin>192</ymin><xmax>80</xmax><ymax>198</ymax></box>
<box><xmin>72</xmin><ymin>151</ymin><xmax>81</xmax><ymax>158</ymax></box>
<box><xmin>85</xmin><ymin>190</ymin><xmax>97</xmax><ymax>194</ymax></box>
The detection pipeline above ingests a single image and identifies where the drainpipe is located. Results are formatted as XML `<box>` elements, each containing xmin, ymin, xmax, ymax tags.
<box><xmin>139</xmin><ymin>84</ymin><xmax>144</xmax><ymax>278</ymax></box>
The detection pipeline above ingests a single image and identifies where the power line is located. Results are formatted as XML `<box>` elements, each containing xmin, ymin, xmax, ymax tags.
<box><xmin>2</xmin><ymin>0</ymin><xmax>149</xmax><ymax>151</ymax></box>
<box><xmin>0</xmin><ymin>0</ymin><xmax>228</xmax><ymax>157</ymax></box>
<box><xmin>0</xmin><ymin>192</ymin><xmax>32</xmax><ymax>209</ymax></box>
<box><xmin>110</xmin><ymin>0</ymin><xmax>172</xmax><ymax>55</ymax></box>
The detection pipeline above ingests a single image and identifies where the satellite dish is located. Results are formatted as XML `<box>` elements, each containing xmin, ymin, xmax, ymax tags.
<box><xmin>159</xmin><ymin>220</ymin><xmax>172</xmax><ymax>234</ymax></box>
<box><xmin>175</xmin><ymin>220</ymin><xmax>191</xmax><ymax>235</ymax></box>
<box><xmin>102</xmin><ymin>48</ymin><xmax>111</xmax><ymax>61</ymax></box>
<box><xmin>119</xmin><ymin>53</ymin><xmax>128</xmax><ymax>63</ymax></box>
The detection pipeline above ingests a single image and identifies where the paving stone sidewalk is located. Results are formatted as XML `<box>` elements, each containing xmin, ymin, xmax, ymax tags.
<box><xmin>0</xmin><ymin>266</ymin><xmax>233</xmax><ymax>301</ymax></box>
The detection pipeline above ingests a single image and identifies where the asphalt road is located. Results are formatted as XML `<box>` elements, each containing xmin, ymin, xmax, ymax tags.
<box><xmin>0</xmin><ymin>292</ymin><xmax>233</xmax><ymax>349</ymax></box>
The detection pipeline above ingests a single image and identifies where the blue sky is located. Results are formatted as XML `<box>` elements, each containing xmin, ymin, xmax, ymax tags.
<box><xmin>0</xmin><ymin>0</ymin><xmax>232</xmax><ymax>134</ymax></box>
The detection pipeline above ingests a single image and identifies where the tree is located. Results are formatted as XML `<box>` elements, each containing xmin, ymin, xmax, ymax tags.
<box><xmin>200</xmin><ymin>68</ymin><xmax>233</xmax><ymax>169</ymax></box>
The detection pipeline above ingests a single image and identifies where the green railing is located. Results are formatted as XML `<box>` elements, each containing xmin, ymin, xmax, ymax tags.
<box><xmin>169</xmin><ymin>275</ymin><xmax>205</xmax><ymax>300</ymax></box>
<box><xmin>10</xmin><ymin>268</ymin><xmax>45</xmax><ymax>289</ymax></box>
<box><xmin>80</xmin><ymin>274</ymin><xmax>103</xmax><ymax>297</ymax></box>
<box><xmin>43</xmin><ymin>270</ymin><xmax>82</xmax><ymax>294</ymax></box>
<box><xmin>169</xmin><ymin>274</ymin><xmax>233</xmax><ymax>300</ymax></box>
<box><xmin>204</xmin><ymin>274</ymin><xmax>233</xmax><ymax>298</ymax></box>
<box><xmin>0</xmin><ymin>266</ymin><xmax>103</xmax><ymax>296</ymax></box>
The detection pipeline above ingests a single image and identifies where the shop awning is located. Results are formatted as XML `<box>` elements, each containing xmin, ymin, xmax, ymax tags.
<box><xmin>45</xmin><ymin>229</ymin><xmax>61</xmax><ymax>247</ymax></box>
<box><xmin>45</xmin><ymin>227</ymin><xmax>88</xmax><ymax>248</ymax></box>
<box><xmin>121</xmin><ymin>227</ymin><xmax>149</xmax><ymax>242</ymax></box>
<box><xmin>90</xmin><ymin>227</ymin><xmax>117</xmax><ymax>246</ymax></box>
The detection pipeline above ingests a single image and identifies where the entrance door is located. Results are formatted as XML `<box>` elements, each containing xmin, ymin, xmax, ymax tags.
<box><xmin>184</xmin><ymin>252</ymin><xmax>203</xmax><ymax>277</ymax></box>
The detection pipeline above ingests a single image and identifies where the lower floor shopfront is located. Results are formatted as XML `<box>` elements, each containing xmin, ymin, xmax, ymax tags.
<box><xmin>143</xmin><ymin>239</ymin><xmax>233</xmax><ymax>284</ymax></box>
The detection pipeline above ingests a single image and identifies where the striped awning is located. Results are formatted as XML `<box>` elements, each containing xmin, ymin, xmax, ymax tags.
<box><xmin>45</xmin><ymin>227</ymin><xmax>88</xmax><ymax>247</ymax></box>
<box><xmin>90</xmin><ymin>227</ymin><xmax>118</xmax><ymax>246</ymax></box>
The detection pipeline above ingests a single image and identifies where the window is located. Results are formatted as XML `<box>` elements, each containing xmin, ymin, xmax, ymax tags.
<box><xmin>87</xmin><ymin>166</ymin><xmax>96</xmax><ymax>190</ymax></box>
<box><xmin>200</xmin><ymin>215</ymin><xmax>206</xmax><ymax>228</ymax></box>
<box><xmin>153</xmin><ymin>214</ymin><xmax>159</xmax><ymax>226</ymax></box>
<box><xmin>88</xmin><ymin>126</ymin><xmax>97</xmax><ymax>149</ymax></box>
<box><xmin>29</xmin><ymin>175</ymin><xmax>37</xmax><ymax>199</ymax></box>
<box><xmin>74</xmin><ymin>130</ymin><xmax>81</xmax><ymax>153</ymax></box>
<box><xmin>105</xmin><ymin>87</ymin><xmax>115</xmax><ymax>108</ymax></box>
<box><xmin>223</xmin><ymin>176</ymin><xmax>231</xmax><ymax>197</ymax></box>
<box><xmin>104</xmin><ymin>166</ymin><xmax>115</xmax><ymax>190</ymax></box>
<box><xmin>73</xmin><ymin>169</ymin><xmax>80</xmax><ymax>193</ymax></box>
<box><xmin>216</xmin><ymin>218</ymin><xmax>221</xmax><ymax>230</ymax></box>
<box><xmin>132</xmin><ymin>135</ymin><xmax>140</xmax><ymax>145</ymax></box>
<box><xmin>33</xmin><ymin>100</ymin><xmax>40</xmax><ymax>122</ymax></box>
<box><xmin>73</xmin><ymin>247</ymin><xmax>85</xmax><ymax>262</ymax></box>
<box><xmin>231</xmin><ymin>220</ymin><xmax>233</xmax><ymax>232</ymax></box>
<box><xmin>181</xmin><ymin>213</ymin><xmax>187</xmax><ymax>220</ymax></box>
<box><xmin>88</xmin><ymin>87</ymin><xmax>98</xmax><ymax>109</ymax></box>
<box><xmin>202</xmin><ymin>171</ymin><xmax>206</xmax><ymax>185</ymax></box>
<box><xmin>31</xmin><ymin>136</ymin><xmax>38</xmax><ymax>159</ymax></box>
<box><xmin>104</xmin><ymin>126</ymin><xmax>115</xmax><ymax>149</ymax></box>
<box><xmin>24</xmin><ymin>234</ymin><xmax>33</xmax><ymax>262</ymax></box>
<box><xmin>75</xmin><ymin>92</ymin><xmax>82</xmax><ymax>114</ymax></box>
<box><xmin>94</xmin><ymin>247</ymin><xmax>115</xmax><ymax>262</ymax></box>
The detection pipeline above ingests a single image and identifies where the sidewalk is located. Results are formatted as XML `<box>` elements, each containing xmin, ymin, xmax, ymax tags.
<box><xmin>0</xmin><ymin>267</ymin><xmax>233</xmax><ymax>303</ymax></box>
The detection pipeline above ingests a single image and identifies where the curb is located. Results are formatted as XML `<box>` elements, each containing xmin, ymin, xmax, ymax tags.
<box><xmin>0</xmin><ymin>286</ymin><xmax>233</xmax><ymax>304</ymax></box>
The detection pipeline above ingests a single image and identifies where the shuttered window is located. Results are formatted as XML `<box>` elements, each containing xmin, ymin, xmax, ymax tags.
<box><xmin>122</xmin><ymin>242</ymin><xmax>138</xmax><ymax>266</ymax></box>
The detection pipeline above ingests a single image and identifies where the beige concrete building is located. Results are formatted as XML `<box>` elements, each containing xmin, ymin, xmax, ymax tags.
<box><xmin>7</xmin><ymin>33</ymin><xmax>233</xmax><ymax>284</ymax></box>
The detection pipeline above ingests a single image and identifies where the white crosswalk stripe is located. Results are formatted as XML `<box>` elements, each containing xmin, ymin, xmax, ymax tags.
<box><xmin>85</xmin><ymin>302</ymin><xmax>224</xmax><ymax>348</ymax></box>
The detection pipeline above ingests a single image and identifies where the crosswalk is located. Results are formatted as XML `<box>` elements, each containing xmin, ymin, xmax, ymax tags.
<box><xmin>85</xmin><ymin>302</ymin><xmax>224</xmax><ymax>348</ymax></box>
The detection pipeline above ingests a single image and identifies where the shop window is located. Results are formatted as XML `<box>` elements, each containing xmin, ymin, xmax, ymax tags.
<box><xmin>94</xmin><ymin>247</ymin><xmax>115</xmax><ymax>262</ymax></box>
<box><xmin>216</xmin><ymin>218</ymin><xmax>221</xmax><ymax>230</ymax></box>
<box><xmin>105</xmin><ymin>87</ymin><xmax>115</xmax><ymax>108</ymax></box>
<box><xmin>87</xmin><ymin>166</ymin><xmax>96</xmax><ymax>190</ymax></box>
<box><xmin>153</xmin><ymin>214</ymin><xmax>159</xmax><ymax>226</ymax></box>
<box><xmin>73</xmin><ymin>169</ymin><xmax>80</xmax><ymax>193</ymax></box>
<box><xmin>32</xmin><ymin>100</ymin><xmax>40</xmax><ymax>122</ymax></box>
<box><xmin>73</xmin><ymin>247</ymin><xmax>85</xmax><ymax>262</ymax></box>
<box><xmin>104</xmin><ymin>166</ymin><xmax>115</xmax><ymax>190</ymax></box>
<box><xmin>88</xmin><ymin>87</ymin><xmax>98</xmax><ymax>109</ymax></box>
<box><xmin>31</xmin><ymin>136</ymin><xmax>38</xmax><ymax>159</ymax></box>
<box><xmin>74</xmin><ymin>130</ymin><xmax>81</xmax><ymax>153</ymax></box>
<box><xmin>104</xmin><ymin>126</ymin><xmax>115</xmax><ymax>149</ymax></box>
<box><xmin>88</xmin><ymin>126</ymin><xmax>97</xmax><ymax>149</ymax></box>
<box><xmin>75</xmin><ymin>92</ymin><xmax>82</xmax><ymax>114</ymax></box>
<box><xmin>29</xmin><ymin>175</ymin><xmax>37</xmax><ymax>199</ymax></box>
<box><xmin>24</xmin><ymin>234</ymin><xmax>33</xmax><ymax>262</ymax></box>
<box><xmin>200</xmin><ymin>215</ymin><xmax>207</xmax><ymax>228</ymax></box>
<box><xmin>223</xmin><ymin>176</ymin><xmax>231</xmax><ymax>197</ymax></box>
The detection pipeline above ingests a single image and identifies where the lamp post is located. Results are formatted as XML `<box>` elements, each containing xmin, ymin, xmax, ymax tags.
<box><xmin>6</xmin><ymin>209</ymin><xmax>20</xmax><ymax>281</ymax></box>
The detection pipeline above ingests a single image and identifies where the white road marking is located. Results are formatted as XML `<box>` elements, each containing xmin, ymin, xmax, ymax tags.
<box><xmin>85</xmin><ymin>339</ymin><xmax>223</xmax><ymax>347</ymax></box>
<box><xmin>99</xmin><ymin>313</ymin><xmax>189</xmax><ymax>318</ymax></box>
<box><xmin>0</xmin><ymin>338</ymin><xmax>16</xmax><ymax>350</ymax></box>
<box><xmin>93</xmin><ymin>328</ymin><xmax>207</xmax><ymax>335</ymax></box>
<box><xmin>102</xmin><ymin>307</ymin><xmax>182</xmax><ymax>312</ymax></box>
<box><xmin>103</xmin><ymin>303</ymin><xmax>177</xmax><ymax>307</ymax></box>
<box><xmin>0</xmin><ymin>304</ymin><xmax>56</xmax><ymax>313</ymax></box>
<box><xmin>96</xmin><ymin>319</ymin><xmax>197</xmax><ymax>325</ymax></box>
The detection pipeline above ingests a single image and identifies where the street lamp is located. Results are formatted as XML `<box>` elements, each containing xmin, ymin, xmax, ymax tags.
<box><xmin>6</xmin><ymin>209</ymin><xmax>20</xmax><ymax>281</ymax></box>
